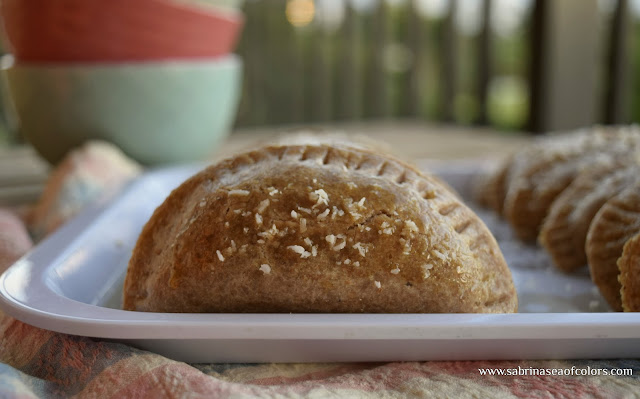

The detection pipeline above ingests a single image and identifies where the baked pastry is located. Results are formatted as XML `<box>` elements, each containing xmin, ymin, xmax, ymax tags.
<box><xmin>479</xmin><ymin>129</ymin><xmax>595</xmax><ymax>219</ymax></box>
<box><xmin>586</xmin><ymin>182</ymin><xmax>640</xmax><ymax>311</ymax></box>
<box><xmin>539</xmin><ymin>162</ymin><xmax>640</xmax><ymax>272</ymax></box>
<box><xmin>30</xmin><ymin>141</ymin><xmax>141</xmax><ymax>239</ymax></box>
<box><xmin>123</xmin><ymin>144</ymin><xmax>517</xmax><ymax>313</ymax></box>
<box><xmin>618</xmin><ymin>232</ymin><xmax>640</xmax><ymax>312</ymax></box>
<box><xmin>500</xmin><ymin>126</ymin><xmax>640</xmax><ymax>242</ymax></box>
<box><xmin>473</xmin><ymin>155</ymin><xmax>512</xmax><ymax>214</ymax></box>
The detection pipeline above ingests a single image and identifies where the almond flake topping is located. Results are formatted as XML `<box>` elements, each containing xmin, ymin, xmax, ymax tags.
<box><xmin>229</xmin><ymin>189</ymin><xmax>250</xmax><ymax>196</ymax></box>
<box><xmin>216</xmin><ymin>250</ymin><xmax>225</xmax><ymax>262</ymax></box>
<box><xmin>374</xmin><ymin>281</ymin><xmax>381</xmax><ymax>289</ymax></box>
<box><xmin>309</xmin><ymin>189</ymin><xmax>329</xmax><ymax>208</ymax></box>
<box><xmin>353</xmin><ymin>242</ymin><xmax>369</xmax><ymax>257</ymax></box>
<box><xmin>333</xmin><ymin>240</ymin><xmax>347</xmax><ymax>251</ymax></box>
<box><xmin>317</xmin><ymin>208</ymin><xmax>330</xmax><ymax>220</ymax></box>
<box><xmin>255</xmin><ymin>213</ymin><xmax>263</xmax><ymax>226</ymax></box>
<box><xmin>267</xmin><ymin>187</ymin><xmax>280</xmax><ymax>196</ymax></box>
<box><xmin>422</xmin><ymin>264</ymin><xmax>434</xmax><ymax>279</ymax></box>
<box><xmin>256</xmin><ymin>199</ymin><xmax>270</xmax><ymax>214</ymax></box>
<box><xmin>344</xmin><ymin>198</ymin><xmax>363</xmax><ymax>220</ymax></box>
<box><xmin>402</xmin><ymin>241</ymin><xmax>412</xmax><ymax>255</ymax></box>
<box><xmin>300</xmin><ymin>218</ymin><xmax>307</xmax><ymax>233</ymax></box>
<box><xmin>288</xmin><ymin>245</ymin><xmax>311</xmax><ymax>258</ymax></box>
<box><xmin>404</xmin><ymin>220</ymin><xmax>419</xmax><ymax>233</ymax></box>
<box><xmin>433</xmin><ymin>249</ymin><xmax>446</xmax><ymax>261</ymax></box>
<box><xmin>325</xmin><ymin>234</ymin><xmax>337</xmax><ymax>246</ymax></box>
<box><xmin>331</xmin><ymin>206</ymin><xmax>345</xmax><ymax>219</ymax></box>
<box><xmin>391</xmin><ymin>267</ymin><xmax>400</xmax><ymax>274</ymax></box>
<box><xmin>291</xmin><ymin>210</ymin><xmax>298</xmax><ymax>219</ymax></box>
<box><xmin>258</xmin><ymin>224</ymin><xmax>279</xmax><ymax>239</ymax></box>
<box><xmin>288</xmin><ymin>245</ymin><xmax>305</xmax><ymax>254</ymax></box>
<box><xmin>259</xmin><ymin>264</ymin><xmax>271</xmax><ymax>274</ymax></box>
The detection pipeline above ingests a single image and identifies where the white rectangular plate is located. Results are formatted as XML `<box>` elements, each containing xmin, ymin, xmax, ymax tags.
<box><xmin>1</xmin><ymin>161</ymin><xmax>639</xmax><ymax>363</ymax></box>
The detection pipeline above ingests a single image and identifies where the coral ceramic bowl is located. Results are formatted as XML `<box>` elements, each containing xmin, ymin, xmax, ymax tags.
<box><xmin>0</xmin><ymin>0</ymin><xmax>243</xmax><ymax>62</ymax></box>
<box><xmin>2</xmin><ymin>55</ymin><xmax>242</xmax><ymax>165</ymax></box>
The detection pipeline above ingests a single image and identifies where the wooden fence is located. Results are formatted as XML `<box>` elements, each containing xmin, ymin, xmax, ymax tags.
<box><xmin>234</xmin><ymin>0</ymin><xmax>634</xmax><ymax>134</ymax></box>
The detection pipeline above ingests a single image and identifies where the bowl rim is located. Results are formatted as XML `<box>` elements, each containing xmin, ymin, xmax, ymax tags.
<box><xmin>0</xmin><ymin>54</ymin><xmax>242</xmax><ymax>70</ymax></box>
<box><xmin>163</xmin><ymin>0</ymin><xmax>245</xmax><ymax>21</ymax></box>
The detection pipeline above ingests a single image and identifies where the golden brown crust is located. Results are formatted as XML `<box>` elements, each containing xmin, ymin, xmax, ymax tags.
<box><xmin>123</xmin><ymin>144</ymin><xmax>517</xmax><ymax>313</ymax></box>
<box><xmin>477</xmin><ymin>126</ymin><xmax>633</xmax><ymax>221</ymax></box>
<box><xmin>474</xmin><ymin>156</ymin><xmax>512</xmax><ymax>214</ymax></box>
<box><xmin>503</xmin><ymin>126</ymin><xmax>640</xmax><ymax>242</ymax></box>
<box><xmin>618</xmin><ymin>232</ymin><xmax>640</xmax><ymax>312</ymax></box>
<box><xmin>539</xmin><ymin>163</ymin><xmax>640</xmax><ymax>272</ymax></box>
<box><xmin>586</xmin><ymin>182</ymin><xmax>640</xmax><ymax>311</ymax></box>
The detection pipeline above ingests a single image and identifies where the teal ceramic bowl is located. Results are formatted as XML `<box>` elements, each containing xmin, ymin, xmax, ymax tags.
<box><xmin>177</xmin><ymin>0</ymin><xmax>245</xmax><ymax>9</ymax></box>
<box><xmin>3</xmin><ymin>55</ymin><xmax>242</xmax><ymax>165</ymax></box>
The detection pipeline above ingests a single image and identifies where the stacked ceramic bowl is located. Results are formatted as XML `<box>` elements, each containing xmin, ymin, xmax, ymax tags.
<box><xmin>0</xmin><ymin>0</ymin><xmax>244</xmax><ymax>164</ymax></box>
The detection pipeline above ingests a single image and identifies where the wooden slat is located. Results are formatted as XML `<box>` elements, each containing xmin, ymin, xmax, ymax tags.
<box><xmin>407</xmin><ymin>0</ymin><xmax>424</xmax><ymax>118</ymax></box>
<box><xmin>364</xmin><ymin>1</ymin><xmax>389</xmax><ymax>119</ymax></box>
<box><xmin>290</xmin><ymin>24</ymin><xmax>306</xmax><ymax>124</ymax></box>
<box><xmin>263</xmin><ymin>1</ymin><xmax>282</xmax><ymax>125</ymax></box>
<box><xmin>527</xmin><ymin>0</ymin><xmax>548</xmax><ymax>133</ymax></box>
<box><xmin>603</xmin><ymin>0</ymin><xmax>631</xmax><ymax>124</ymax></box>
<box><xmin>238</xmin><ymin>0</ymin><xmax>268</xmax><ymax>126</ymax></box>
<box><xmin>309</xmin><ymin>18</ymin><xmax>333</xmax><ymax>122</ymax></box>
<box><xmin>440</xmin><ymin>0</ymin><xmax>458</xmax><ymax>122</ymax></box>
<box><xmin>476</xmin><ymin>0</ymin><xmax>492</xmax><ymax>125</ymax></box>
<box><xmin>264</xmin><ymin>0</ymin><xmax>299</xmax><ymax>125</ymax></box>
<box><xmin>528</xmin><ymin>0</ymin><xmax>599</xmax><ymax>132</ymax></box>
<box><xmin>336</xmin><ymin>3</ymin><xmax>361</xmax><ymax>120</ymax></box>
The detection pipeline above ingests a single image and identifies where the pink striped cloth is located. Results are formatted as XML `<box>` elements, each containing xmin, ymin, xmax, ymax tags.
<box><xmin>0</xmin><ymin>309</ymin><xmax>638</xmax><ymax>399</ymax></box>
<box><xmin>0</xmin><ymin>144</ymin><xmax>639</xmax><ymax>398</ymax></box>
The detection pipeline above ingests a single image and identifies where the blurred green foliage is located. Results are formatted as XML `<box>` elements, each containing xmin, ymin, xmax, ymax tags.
<box><xmin>235</xmin><ymin>0</ymin><xmax>532</xmax><ymax>131</ymax></box>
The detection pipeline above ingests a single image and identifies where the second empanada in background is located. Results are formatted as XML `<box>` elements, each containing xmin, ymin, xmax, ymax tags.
<box><xmin>618</xmin><ymin>232</ymin><xmax>640</xmax><ymax>312</ymax></box>
<box><xmin>539</xmin><ymin>162</ymin><xmax>640</xmax><ymax>272</ymax></box>
<box><xmin>586</xmin><ymin>182</ymin><xmax>640</xmax><ymax>311</ymax></box>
